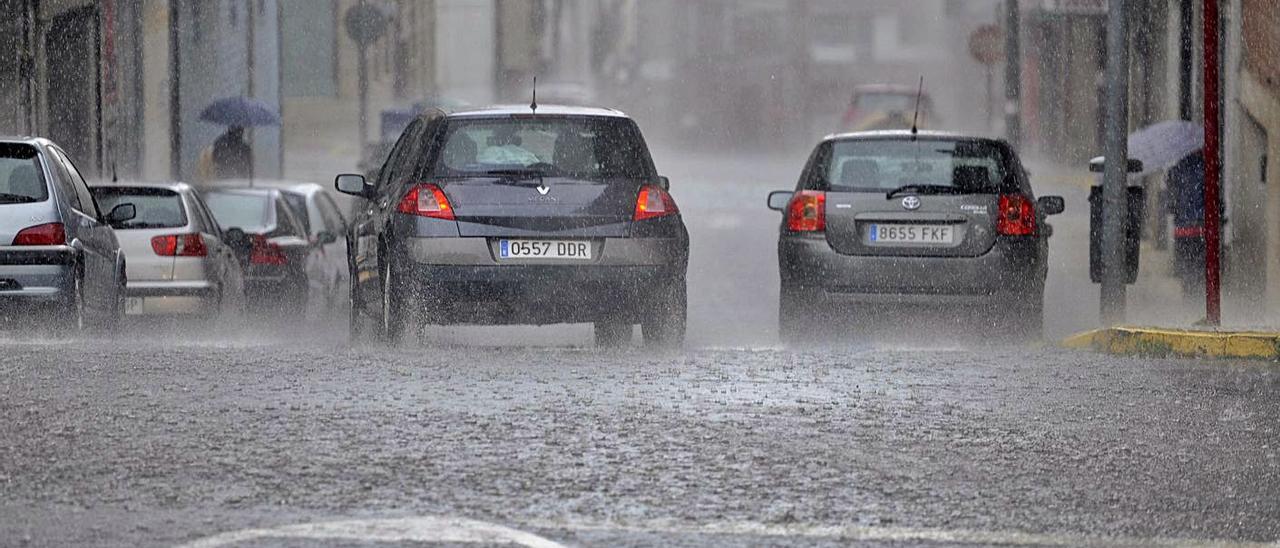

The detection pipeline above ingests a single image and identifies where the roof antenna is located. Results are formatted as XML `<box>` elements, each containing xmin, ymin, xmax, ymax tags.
<box><xmin>111</xmin><ymin>161</ymin><xmax>118</xmax><ymax>183</ymax></box>
<box><xmin>910</xmin><ymin>75</ymin><xmax>924</xmax><ymax>140</ymax></box>
<box><xmin>530</xmin><ymin>76</ymin><xmax>538</xmax><ymax>114</ymax></box>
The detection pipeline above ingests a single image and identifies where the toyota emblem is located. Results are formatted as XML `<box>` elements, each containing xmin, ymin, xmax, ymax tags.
<box><xmin>901</xmin><ymin>196</ymin><xmax>921</xmax><ymax>210</ymax></box>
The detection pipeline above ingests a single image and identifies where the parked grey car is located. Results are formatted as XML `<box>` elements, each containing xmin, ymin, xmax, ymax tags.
<box><xmin>91</xmin><ymin>182</ymin><xmax>245</xmax><ymax>319</ymax></box>
<box><xmin>0</xmin><ymin>138</ymin><xmax>135</xmax><ymax>331</ymax></box>
<box><xmin>202</xmin><ymin>188</ymin><xmax>316</xmax><ymax>315</ymax></box>
<box><xmin>204</xmin><ymin>180</ymin><xmax>350</xmax><ymax>313</ymax></box>
<box><xmin>767</xmin><ymin>131</ymin><xmax>1064</xmax><ymax>341</ymax></box>
<box><xmin>335</xmin><ymin>105</ymin><xmax>689</xmax><ymax>347</ymax></box>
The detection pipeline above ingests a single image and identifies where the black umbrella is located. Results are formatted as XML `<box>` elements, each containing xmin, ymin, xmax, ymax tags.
<box><xmin>200</xmin><ymin>96</ymin><xmax>280</xmax><ymax>127</ymax></box>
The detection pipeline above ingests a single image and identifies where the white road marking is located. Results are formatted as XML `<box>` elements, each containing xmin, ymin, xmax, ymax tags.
<box><xmin>175</xmin><ymin>516</ymin><xmax>567</xmax><ymax>548</ymax></box>
<box><xmin>176</xmin><ymin>515</ymin><xmax>1280</xmax><ymax>548</ymax></box>
<box><xmin>526</xmin><ymin>518</ymin><xmax>1280</xmax><ymax>548</ymax></box>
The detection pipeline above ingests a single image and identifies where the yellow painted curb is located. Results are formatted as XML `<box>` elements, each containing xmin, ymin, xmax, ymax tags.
<box><xmin>1061</xmin><ymin>327</ymin><xmax>1280</xmax><ymax>360</ymax></box>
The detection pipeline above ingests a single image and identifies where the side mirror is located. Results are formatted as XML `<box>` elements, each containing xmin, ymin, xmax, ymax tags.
<box><xmin>767</xmin><ymin>190</ymin><xmax>793</xmax><ymax>211</ymax></box>
<box><xmin>316</xmin><ymin>230</ymin><xmax>338</xmax><ymax>245</ymax></box>
<box><xmin>223</xmin><ymin>227</ymin><xmax>252</xmax><ymax>255</ymax></box>
<box><xmin>656</xmin><ymin>176</ymin><xmax>670</xmax><ymax>191</ymax></box>
<box><xmin>335</xmin><ymin>173</ymin><xmax>371</xmax><ymax>197</ymax></box>
<box><xmin>106</xmin><ymin>203</ymin><xmax>136</xmax><ymax>226</ymax></box>
<box><xmin>1088</xmin><ymin>156</ymin><xmax>1145</xmax><ymax>174</ymax></box>
<box><xmin>1037</xmin><ymin>195</ymin><xmax>1065</xmax><ymax>216</ymax></box>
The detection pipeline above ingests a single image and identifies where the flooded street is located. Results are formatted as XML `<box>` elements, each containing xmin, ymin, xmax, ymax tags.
<box><xmin>3</xmin><ymin>152</ymin><xmax>1278</xmax><ymax>547</ymax></box>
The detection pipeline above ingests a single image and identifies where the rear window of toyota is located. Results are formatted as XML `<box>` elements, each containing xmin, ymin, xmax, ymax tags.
<box><xmin>822</xmin><ymin>139</ymin><xmax>1011</xmax><ymax>194</ymax></box>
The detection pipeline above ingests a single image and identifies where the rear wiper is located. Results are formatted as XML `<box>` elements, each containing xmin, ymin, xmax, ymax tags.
<box><xmin>885</xmin><ymin>184</ymin><xmax>962</xmax><ymax>200</ymax></box>
<box><xmin>483</xmin><ymin>169</ymin><xmax>551</xmax><ymax>185</ymax></box>
<box><xmin>0</xmin><ymin>193</ymin><xmax>39</xmax><ymax>204</ymax></box>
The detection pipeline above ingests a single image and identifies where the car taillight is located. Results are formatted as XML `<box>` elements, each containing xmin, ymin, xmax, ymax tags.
<box><xmin>786</xmin><ymin>191</ymin><xmax>826</xmax><ymax>232</ymax></box>
<box><xmin>397</xmin><ymin>183</ymin><xmax>455</xmax><ymax>220</ymax></box>
<box><xmin>996</xmin><ymin>194</ymin><xmax>1037</xmax><ymax>236</ymax></box>
<box><xmin>634</xmin><ymin>185</ymin><xmax>679</xmax><ymax>221</ymax></box>
<box><xmin>12</xmin><ymin>222</ymin><xmax>66</xmax><ymax>246</ymax></box>
<box><xmin>249</xmin><ymin>234</ymin><xmax>288</xmax><ymax>265</ymax></box>
<box><xmin>150</xmin><ymin>234</ymin><xmax>207</xmax><ymax>257</ymax></box>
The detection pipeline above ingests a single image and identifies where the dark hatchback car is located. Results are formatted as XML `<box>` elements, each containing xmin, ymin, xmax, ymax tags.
<box><xmin>335</xmin><ymin>105</ymin><xmax>688</xmax><ymax>347</ymax></box>
<box><xmin>768</xmin><ymin>131</ymin><xmax>1064</xmax><ymax>341</ymax></box>
<box><xmin>202</xmin><ymin>188</ymin><xmax>315</xmax><ymax>314</ymax></box>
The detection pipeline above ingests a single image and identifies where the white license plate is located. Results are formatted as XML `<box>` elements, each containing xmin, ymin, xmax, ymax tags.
<box><xmin>499</xmin><ymin>239</ymin><xmax>592</xmax><ymax>260</ymax></box>
<box><xmin>125</xmin><ymin>297</ymin><xmax>145</xmax><ymax>315</ymax></box>
<box><xmin>868</xmin><ymin>224</ymin><xmax>954</xmax><ymax>244</ymax></box>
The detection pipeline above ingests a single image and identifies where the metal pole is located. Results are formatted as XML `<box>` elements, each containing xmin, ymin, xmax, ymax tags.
<box><xmin>1203</xmin><ymin>0</ymin><xmax>1222</xmax><ymax>325</ymax></box>
<box><xmin>1177</xmin><ymin>0</ymin><xmax>1193</xmax><ymax>121</ymax></box>
<box><xmin>357</xmin><ymin>43</ymin><xmax>368</xmax><ymax>155</ymax></box>
<box><xmin>1100</xmin><ymin>0</ymin><xmax>1130</xmax><ymax>325</ymax></box>
<box><xmin>1003</xmin><ymin>0</ymin><xmax>1021</xmax><ymax>148</ymax></box>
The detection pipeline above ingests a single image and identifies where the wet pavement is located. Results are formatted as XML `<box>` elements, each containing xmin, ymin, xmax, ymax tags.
<box><xmin>2</xmin><ymin>152</ymin><xmax>1279</xmax><ymax>547</ymax></box>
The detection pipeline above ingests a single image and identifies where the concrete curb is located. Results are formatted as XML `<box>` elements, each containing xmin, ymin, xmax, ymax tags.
<box><xmin>1063</xmin><ymin>327</ymin><xmax>1280</xmax><ymax>360</ymax></box>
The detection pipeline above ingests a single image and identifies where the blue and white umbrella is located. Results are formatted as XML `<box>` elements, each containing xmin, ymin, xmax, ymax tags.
<box><xmin>199</xmin><ymin>96</ymin><xmax>281</xmax><ymax>127</ymax></box>
<box><xmin>1126</xmin><ymin>120</ymin><xmax>1203</xmax><ymax>175</ymax></box>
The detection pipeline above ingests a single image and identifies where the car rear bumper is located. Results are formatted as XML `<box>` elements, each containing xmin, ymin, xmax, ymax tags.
<box><xmin>779</xmin><ymin>234</ymin><xmax>1045</xmax><ymax>298</ymax></box>
<box><xmin>391</xmin><ymin>236</ymin><xmax>686</xmax><ymax>325</ymax></box>
<box><xmin>0</xmin><ymin>246</ymin><xmax>77</xmax><ymax>305</ymax></box>
<box><xmin>123</xmin><ymin>280</ymin><xmax>219</xmax><ymax>316</ymax></box>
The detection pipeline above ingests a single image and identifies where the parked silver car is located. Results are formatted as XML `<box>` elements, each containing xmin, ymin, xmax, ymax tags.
<box><xmin>0</xmin><ymin>138</ymin><xmax>135</xmax><ymax>331</ymax></box>
<box><xmin>91</xmin><ymin>182</ymin><xmax>245</xmax><ymax>319</ymax></box>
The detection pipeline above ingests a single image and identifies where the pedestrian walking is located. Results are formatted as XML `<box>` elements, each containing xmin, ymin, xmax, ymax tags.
<box><xmin>1166</xmin><ymin>151</ymin><xmax>1208</xmax><ymax>298</ymax></box>
<box><xmin>197</xmin><ymin>126</ymin><xmax>253</xmax><ymax>181</ymax></box>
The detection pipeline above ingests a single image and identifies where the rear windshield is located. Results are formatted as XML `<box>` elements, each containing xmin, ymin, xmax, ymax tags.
<box><xmin>431</xmin><ymin>117</ymin><xmax>651</xmax><ymax>180</ymax></box>
<box><xmin>0</xmin><ymin>144</ymin><xmax>49</xmax><ymax>204</ymax></box>
<box><xmin>822</xmin><ymin>139</ymin><xmax>1010</xmax><ymax>193</ymax></box>
<box><xmin>93</xmin><ymin>187</ymin><xmax>187</xmax><ymax>229</ymax></box>
<box><xmin>205</xmin><ymin>192</ymin><xmax>270</xmax><ymax>232</ymax></box>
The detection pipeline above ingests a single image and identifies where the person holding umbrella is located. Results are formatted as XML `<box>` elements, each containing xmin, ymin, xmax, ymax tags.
<box><xmin>195</xmin><ymin>96</ymin><xmax>280</xmax><ymax>182</ymax></box>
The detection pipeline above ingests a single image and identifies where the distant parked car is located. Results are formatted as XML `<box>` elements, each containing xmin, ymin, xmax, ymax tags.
<box><xmin>202</xmin><ymin>188</ymin><xmax>316</xmax><ymax>315</ymax></box>
<box><xmin>0</xmin><ymin>138</ymin><xmax>135</xmax><ymax>332</ymax></box>
<box><xmin>206</xmin><ymin>180</ymin><xmax>349</xmax><ymax>312</ymax></box>
<box><xmin>91</xmin><ymin>182</ymin><xmax>244</xmax><ymax>319</ymax></box>
<box><xmin>840</xmin><ymin>84</ymin><xmax>938</xmax><ymax>132</ymax></box>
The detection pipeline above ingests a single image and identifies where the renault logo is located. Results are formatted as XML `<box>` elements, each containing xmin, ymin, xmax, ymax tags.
<box><xmin>536</xmin><ymin>184</ymin><xmax>551</xmax><ymax>195</ymax></box>
<box><xmin>901</xmin><ymin>196</ymin><xmax>921</xmax><ymax>210</ymax></box>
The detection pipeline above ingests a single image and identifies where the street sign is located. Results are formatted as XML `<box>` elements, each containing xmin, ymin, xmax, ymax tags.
<box><xmin>345</xmin><ymin>4</ymin><xmax>388</xmax><ymax>48</ymax></box>
<box><xmin>968</xmin><ymin>25</ymin><xmax>1003</xmax><ymax>66</ymax></box>
<box><xmin>1042</xmin><ymin>0</ymin><xmax>1109</xmax><ymax>14</ymax></box>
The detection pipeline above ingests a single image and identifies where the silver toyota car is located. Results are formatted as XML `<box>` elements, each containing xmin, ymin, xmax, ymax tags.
<box><xmin>91</xmin><ymin>183</ymin><xmax>245</xmax><ymax>319</ymax></box>
<box><xmin>0</xmin><ymin>138</ymin><xmax>135</xmax><ymax>331</ymax></box>
<box><xmin>768</xmin><ymin>131</ymin><xmax>1064</xmax><ymax>341</ymax></box>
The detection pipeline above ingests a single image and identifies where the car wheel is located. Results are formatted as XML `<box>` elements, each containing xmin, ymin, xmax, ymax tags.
<box><xmin>380</xmin><ymin>254</ymin><xmax>411</xmax><ymax>345</ymax></box>
<box><xmin>779</xmin><ymin>283</ymin><xmax>818</xmax><ymax>345</ymax></box>
<box><xmin>349</xmin><ymin>268</ymin><xmax>368</xmax><ymax>342</ymax></box>
<box><xmin>594</xmin><ymin>321</ymin><xmax>631</xmax><ymax>348</ymax></box>
<box><xmin>57</xmin><ymin>270</ymin><xmax>86</xmax><ymax>336</ymax></box>
<box><xmin>641</xmin><ymin>276</ymin><xmax>686</xmax><ymax>348</ymax></box>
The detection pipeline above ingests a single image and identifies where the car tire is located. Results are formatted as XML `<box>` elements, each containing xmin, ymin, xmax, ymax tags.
<box><xmin>56</xmin><ymin>270</ymin><xmax>86</xmax><ymax>337</ymax></box>
<box><xmin>779</xmin><ymin>284</ymin><xmax>819</xmax><ymax>345</ymax></box>
<box><xmin>641</xmin><ymin>276</ymin><xmax>686</xmax><ymax>348</ymax></box>
<box><xmin>594</xmin><ymin>321</ymin><xmax>631</xmax><ymax>348</ymax></box>
<box><xmin>380</xmin><ymin>254</ymin><xmax>412</xmax><ymax>345</ymax></box>
<box><xmin>349</xmin><ymin>269</ymin><xmax>366</xmax><ymax>343</ymax></box>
